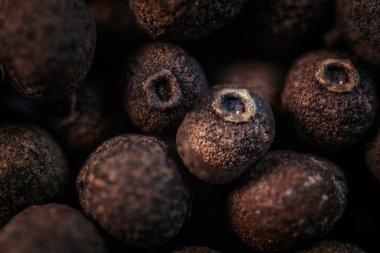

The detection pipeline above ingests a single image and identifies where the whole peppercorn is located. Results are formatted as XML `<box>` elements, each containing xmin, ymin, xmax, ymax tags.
<box><xmin>0</xmin><ymin>125</ymin><xmax>68</xmax><ymax>226</ymax></box>
<box><xmin>337</xmin><ymin>0</ymin><xmax>380</xmax><ymax>65</ymax></box>
<box><xmin>211</xmin><ymin>61</ymin><xmax>284</xmax><ymax>114</ymax></box>
<box><xmin>77</xmin><ymin>134</ymin><xmax>190</xmax><ymax>248</ymax></box>
<box><xmin>281</xmin><ymin>51</ymin><xmax>377</xmax><ymax>150</ymax></box>
<box><xmin>172</xmin><ymin>246</ymin><xmax>221</xmax><ymax>253</ymax></box>
<box><xmin>49</xmin><ymin>82</ymin><xmax>113</xmax><ymax>156</ymax></box>
<box><xmin>298</xmin><ymin>241</ymin><xmax>366</xmax><ymax>253</ymax></box>
<box><xmin>228</xmin><ymin>151</ymin><xmax>348</xmax><ymax>252</ymax></box>
<box><xmin>365</xmin><ymin>124</ymin><xmax>380</xmax><ymax>182</ymax></box>
<box><xmin>129</xmin><ymin>0</ymin><xmax>247</xmax><ymax>40</ymax></box>
<box><xmin>0</xmin><ymin>204</ymin><xmax>107</xmax><ymax>253</ymax></box>
<box><xmin>176</xmin><ymin>84</ymin><xmax>275</xmax><ymax>184</ymax></box>
<box><xmin>123</xmin><ymin>42</ymin><xmax>208</xmax><ymax>134</ymax></box>
<box><xmin>0</xmin><ymin>0</ymin><xmax>96</xmax><ymax>102</ymax></box>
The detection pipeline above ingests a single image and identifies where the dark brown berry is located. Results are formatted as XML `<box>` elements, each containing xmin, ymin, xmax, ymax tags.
<box><xmin>298</xmin><ymin>241</ymin><xmax>366</xmax><ymax>253</ymax></box>
<box><xmin>49</xmin><ymin>83</ymin><xmax>113</xmax><ymax>155</ymax></box>
<box><xmin>281</xmin><ymin>51</ymin><xmax>377</xmax><ymax>150</ymax></box>
<box><xmin>0</xmin><ymin>125</ymin><xmax>68</xmax><ymax>226</ymax></box>
<box><xmin>248</xmin><ymin>0</ymin><xmax>333</xmax><ymax>53</ymax></box>
<box><xmin>124</xmin><ymin>42</ymin><xmax>208</xmax><ymax>133</ymax></box>
<box><xmin>77</xmin><ymin>134</ymin><xmax>190</xmax><ymax>248</ymax></box>
<box><xmin>211</xmin><ymin>61</ymin><xmax>284</xmax><ymax>114</ymax></box>
<box><xmin>0</xmin><ymin>204</ymin><xmax>107</xmax><ymax>253</ymax></box>
<box><xmin>228</xmin><ymin>151</ymin><xmax>347</xmax><ymax>252</ymax></box>
<box><xmin>129</xmin><ymin>0</ymin><xmax>246</xmax><ymax>40</ymax></box>
<box><xmin>337</xmin><ymin>0</ymin><xmax>380</xmax><ymax>65</ymax></box>
<box><xmin>177</xmin><ymin>84</ymin><xmax>275</xmax><ymax>184</ymax></box>
<box><xmin>172</xmin><ymin>246</ymin><xmax>220</xmax><ymax>253</ymax></box>
<box><xmin>365</xmin><ymin>123</ymin><xmax>380</xmax><ymax>182</ymax></box>
<box><xmin>0</xmin><ymin>0</ymin><xmax>96</xmax><ymax>102</ymax></box>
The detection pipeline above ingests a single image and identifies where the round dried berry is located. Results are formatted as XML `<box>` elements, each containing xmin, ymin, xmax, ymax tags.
<box><xmin>298</xmin><ymin>241</ymin><xmax>366</xmax><ymax>253</ymax></box>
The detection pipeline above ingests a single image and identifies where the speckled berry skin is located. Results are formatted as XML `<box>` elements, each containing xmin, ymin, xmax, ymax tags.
<box><xmin>298</xmin><ymin>241</ymin><xmax>366</xmax><ymax>253</ymax></box>
<box><xmin>0</xmin><ymin>125</ymin><xmax>68</xmax><ymax>227</ymax></box>
<box><xmin>337</xmin><ymin>0</ymin><xmax>380</xmax><ymax>65</ymax></box>
<box><xmin>50</xmin><ymin>83</ymin><xmax>112</xmax><ymax>155</ymax></box>
<box><xmin>0</xmin><ymin>0</ymin><xmax>96</xmax><ymax>102</ymax></box>
<box><xmin>124</xmin><ymin>42</ymin><xmax>208</xmax><ymax>134</ymax></box>
<box><xmin>365</xmin><ymin>124</ymin><xmax>380</xmax><ymax>182</ymax></box>
<box><xmin>0</xmin><ymin>204</ymin><xmax>107</xmax><ymax>253</ymax></box>
<box><xmin>228</xmin><ymin>151</ymin><xmax>347</xmax><ymax>252</ymax></box>
<box><xmin>177</xmin><ymin>84</ymin><xmax>275</xmax><ymax>184</ymax></box>
<box><xmin>129</xmin><ymin>0</ymin><xmax>246</xmax><ymax>40</ymax></box>
<box><xmin>172</xmin><ymin>246</ymin><xmax>221</xmax><ymax>253</ymax></box>
<box><xmin>77</xmin><ymin>134</ymin><xmax>190</xmax><ymax>248</ymax></box>
<box><xmin>282</xmin><ymin>51</ymin><xmax>377</xmax><ymax>150</ymax></box>
<box><xmin>212</xmin><ymin>61</ymin><xmax>284</xmax><ymax>114</ymax></box>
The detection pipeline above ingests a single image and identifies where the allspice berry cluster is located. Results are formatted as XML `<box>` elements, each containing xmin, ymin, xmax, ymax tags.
<box><xmin>177</xmin><ymin>84</ymin><xmax>275</xmax><ymax>184</ymax></box>
<box><xmin>228</xmin><ymin>151</ymin><xmax>347</xmax><ymax>252</ymax></box>
<box><xmin>0</xmin><ymin>0</ymin><xmax>96</xmax><ymax>102</ymax></box>
<box><xmin>77</xmin><ymin>135</ymin><xmax>190</xmax><ymax>248</ymax></box>
<box><xmin>0</xmin><ymin>125</ymin><xmax>68</xmax><ymax>226</ymax></box>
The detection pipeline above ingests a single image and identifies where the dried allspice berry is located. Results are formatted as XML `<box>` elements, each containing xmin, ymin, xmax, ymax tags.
<box><xmin>211</xmin><ymin>61</ymin><xmax>284</xmax><ymax>114</ymax></box>
<box><xmin>228</xmin><ymin>151</ymin><xmax>347</xmax><ymax>252</ymax></box>
<box><xmin>172</xmin><ymin>246</ymin><xmax>221</xmax><ymax>253</ymax></box>
<box><xmin>337</xmin><ymin>0</ymin><xmax>380</xmax><ymax>65</ymax></box>
<box><xmin>365</xmin><ymin>123</ymin><xmax>380</xmax><ymax>182</ymax></box>
<box><xmin>0</xmin><ymin>0</ymin><xmax>96</xmax><ymax>102</ymax></box>
<box><xmin>0</xmin><ymin>125</ymin><xmax>68</xmax><ymax>226</ymax></box>
<box><xmin>177</xmin><ymin>84</ymin><xmax>275</xmax><ymax>184</ymax></box>
<box><xmin>49</xmin><ymin>82</ymin><xmax>113</xmax><ymax>156</ymax></box>
<box><xmin>0</xmin><ymin>204</ymin><xmax>107</xmax><ymax>253</ymax></box>
<box><xmin>123</xmin><ymin>42</ymin><xmax>208</xmax><ymax>134</ymax></box>
<box><xmin>298</xmin><ymin>241</ymin><xmax>366</xmax><ymax>253</ymax></box>
<box><xmin>77</xmin><ymin>134</ymin><xmax>190</xmax><ymax>248</ymax></box>
<box><xmin>129</xmin><ymin>0</ymin><xmax>247</xmax><ymax>40</ymax></box>
<box><xmin>282</xmin><ymin>51</ymin><xmax>377</xmax><ymax>150</ymax></box>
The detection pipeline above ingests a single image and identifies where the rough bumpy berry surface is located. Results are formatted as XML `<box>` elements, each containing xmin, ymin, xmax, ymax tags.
<box><xmin>365</xmin><ymin>124</ymin><xmax>380</xmax><ymax>182</ymax></box>
<box><xmin>338</xmin><ymin>0</ymin><xmax>380</xmax><ymax>65</ymax></box>
<box><xmin>129</xmin><ymin>0</ymin><xmax>246</xmax><ymax>40</ymax></box>
<box><xmin>0</xmin><ymin>204</ymin><xmax>107</xmax><ymax>253</ymax></box>
<box><xmin>50</xmin><ymin>83</ymin><xmax>112</xmax><ymax>155</ymax></box>
<box><xmin>77</xmin><ymin>134</ymin><xmax>190</xmax><ymax>248</ymax></box>
<box><xmin>0</xmin><ymin>125</ymin><xmax>68</xmax><ymax>227</ymax></box>
<box><xmin>228</xmin><ymin>151</ymin><xmax>347</xmax><ymax>252</ymax></box>
<box><xmin>0</xmin><ymin>0</ymin><xmax>96</xmax><ymax>102</ymax></box>
<box><xmin>124</xmin><ymin>42</ymin><xmax>208</xmax><ymax>133</ymax></box>
<box><xmin>212</xmin><ymin>61</ymin><xmax>284</xmax><ymax>114</ymax></box>
<box><xmin>298</xmin><ymin>240</ymin><xmax>366</xmax><ymax>253</ymax></box>
<box><xmin>172</xmin><ymin>246</ymin><xmax>221</xmax><ymax>253</ymax></box>
<box><xmin>177</xmin><ymin>84</ymin><xmax>275</xmax><ymax>184</ymax></box>
<box><xmin>282</xmin><ymin>51</ymin><xmax>377</xmax><ymax>150</ymax></box>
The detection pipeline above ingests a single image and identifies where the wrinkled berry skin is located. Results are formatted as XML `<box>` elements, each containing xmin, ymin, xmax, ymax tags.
<box><xmin>129</xmin><ymin>0</ymin><xmax>246</xmax><ymax>40</ymax></box>
<box><xmin>228</xmin><ymin>151</ymin><xmax>347</xmax><ymax>252</ymax></box>
<box><xmin>0</xmin><ymin>125</ymin><xmax>68</xmax><ymax>227</ymax></box>
<box><xmin>77</xmin><ymin>134</ymin><xmax>190</xmax><ymax>248</ymax></box>
<box><xmin>0</xmin><ymin>204</ymin><xmax>107</xmax><ymax>253</ymax></box>
<box><xmin>282</xmin><ymin>51</ymin><xmax>377</xmax><ymax>150</ymax></box>
<box><xmin>337</xmin><ymin>0</ymin><xmax>380</xmax><ymax>65</ymax></box>
<box><xmin>124</xmin><ymin>42</ymin><xmax>208</xmax><ymax>134</ymax></box>
<box><xmin>177</xmin><ymin>84</ymin><xmax>275</xmax><ymax>184</ymax></box>
<box><xmin>297</xmin><ymin>241</ymin><xmax>366</xmax><ymax>253</ymax></box>
<box><xmin>0</xmin><ymin>0</ymin><xmax>96</xmax><ymax>102</ymax></box>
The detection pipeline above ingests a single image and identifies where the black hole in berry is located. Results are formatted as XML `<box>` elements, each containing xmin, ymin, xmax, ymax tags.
<box><xmin>151</xmin><ymin>76</ymin><xmax>172</xmax><ymax>102</ymax></box>
<box><xmin>221</xmin><ymin>94</ymin><xmax>246</xmax><ymax>113</ymax></box>
<box><xmin>324</xmin><ymin>64</ymin><xmax>349</xmax><ymax>84</ymax></box>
